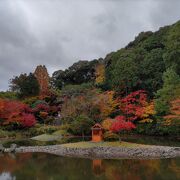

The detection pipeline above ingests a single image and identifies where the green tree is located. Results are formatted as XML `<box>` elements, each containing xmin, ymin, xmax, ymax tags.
<box><xmin>10</xmin><ymin>73</ymin><xmax>40</xmax><ymax>98</ymax></box>
<box><xmin>70</xmin><ymin>115</ymin><xmax>94</xmax><ymax>136</ymax></box>
<box><xmin>104</xmin><ymin>21</ymin><xmax>180</xmax><ymax>97</ymax></box>
<box><xmin>139</xmin><ymin>49</ymin><xmax>165</xmax><ymax>94</ymax></box>
<box><xmin>155</xmin><ymin>68</ymin><xmax>180</xmax><ymax>116</ymax></box>
<box><xmin>0</xmin><ymin>91</ymin><xmax>17</xmax><ymax>100</ymax></box>
<box><xmin>51</xmin><ymin>59</ymin><xmax>102</xmax><ymax>90</ymax></box>
<box><xmin>105</xmin><ymin>49</ymin><xmax>139</xmax><ymax>94</ymax></box>
<box><xmin>163</xmin><ymin>21</ymin><xmax>180</xmax><ymax>74</ymax></box>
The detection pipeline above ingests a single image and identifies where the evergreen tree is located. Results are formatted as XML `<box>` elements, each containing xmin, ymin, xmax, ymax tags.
<box><xmin>10</xmin><ymin>73</ymin><xmax>40</xmax><ymax>98</ymax></box>
<box><xmin>155</xmin><ymin>67</ymin><xmax>180</xmax><ymax>116</ymax></box>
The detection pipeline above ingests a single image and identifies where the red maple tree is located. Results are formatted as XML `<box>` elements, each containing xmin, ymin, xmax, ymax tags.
<box><xmin>21</xmin><ymin>113</ymin><xmax>36</xmax><ymax>127</ymax></box>
<box><xmin>0</xmin><ymin>99</ymin><xmax>36</xmax><ymax>128</ymax></box>
<box><xmin>119</xmin><ymin>90</ymin><xmax>147</xmax><ymax>121</ymax></box>
<box><xmin>111</xmin><ymin>116</ymin><xmax>136</xmax><ymax>132</ymax></box>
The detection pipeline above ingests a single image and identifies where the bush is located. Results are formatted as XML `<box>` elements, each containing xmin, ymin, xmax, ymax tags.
<box><xmin>0</xmin><ymin>129</ymin><xmax>16</xmax><ymax>138</ymax></box>
<box><xmin>32</xmin><ymin>100</ymin><xmax>48</xmax><ymax>108</ymax></box>
<box><xmin>103</xmin><ymin>131</ymin><xmax>120</xmax><ymax>141</ymax></box>
<box><xmin>24</xmin><ymin>125</ymin><xmax>60</xmax><ymax>137</ymax></box>
<box><xmin>23</xmin><ymin>96</ymin><xmax>39</xmax><ymax>106</ymax></box>
<box><xmin>21</xmin><ymin>113</ymin><xmax>36</xmax><ymax>128</ymax></box>
<box><xmin>69</xmin><ymin>115</ymin><xmax>94</xmax><ymax>136</ymax></box>
<box><xmin>0</xmin><ymin>91</ymin><xmax>17</xmax><ymax>100</ymax></box>
<box><xmin>59</xmin><ymin>124</ymin><xmax>71</xmax><ymax>130</ymax></box>
<box><xmin>135</xmin><ymin>123</ymin><xmax>180</xmax><ymax>136</ymax></box>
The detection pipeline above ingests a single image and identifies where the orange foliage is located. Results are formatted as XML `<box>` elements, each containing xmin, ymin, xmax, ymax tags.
<box><xmin>163</xmin><ymin>98</ymin><xmax>180</xmax><ymax>126</ymax></box>
<box><xmin>119</xmin><ymin>91</ymin><xmax>155</xmax><ymax>123</ymax></box>
<box><xmin>139</xmin><ymin>102</ymin><xmax>155</xmax><ymax>123</ymax></box>
<box><xmin>39</xmin><ymin>111</ymin><xmax>48</xmax><ymax>118</ymax></box>
<box><xmin>94</xmin><ymin>91</ymin><xmax>118</xmax><ymax>119</ymax></box>
<box><xmin>0</xmin><ymin>99</ymin><xmax>5</xmax><ymax>116</ymax></box>
<box><xmin>34</xmin><ymin>65</ymin><xmax>50</xmax><ymax>95</ymax></box>
<box><xmin>102</xmin><ymin>118</ymin><xmax>114</xmax><ymax>131</ymax></box>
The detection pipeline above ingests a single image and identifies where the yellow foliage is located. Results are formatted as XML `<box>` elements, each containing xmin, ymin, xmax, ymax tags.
<box><xmin>139</xmin><ymin>101</ymin><xmax>155</xmax><ymax>123</ymax></box>
<box><xmin>163</xmin><ymin>98</ymin><xmax>180</xmax><ymax>126</ymax></box>
<box><xmin>139</xmin><ymin>118</ymin><xmax>153</xmax><ymax>123</ymax></box>
<box><xmin>95</xmin><ymin>64</ymin><xmax>105</xmax><ymax>84</ymax></box>
<box><xmin>102</xmin><ymin>118</ymin><xmax>113</xmax><ymax>130</ymax></box>
<box><xmin>94</xmin><ymin>91</ymin><xmax>118</xmax><ymax>119</ymax></box>
<box><xmin>142</xmin><ymin>102</ymin><xmax>155</xmax><ymax>118</ymax></box>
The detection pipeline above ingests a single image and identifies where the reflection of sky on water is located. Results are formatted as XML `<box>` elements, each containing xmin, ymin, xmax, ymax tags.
<box><xmin>0</xmin><ymin>172</ymin><xmax>15</xmax><ymax>180</ymax></box>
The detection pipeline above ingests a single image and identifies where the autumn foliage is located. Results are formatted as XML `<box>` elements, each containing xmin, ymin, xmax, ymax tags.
<box><xmin>102</xmin><ymin>118</ymin><xmax>113</xmax><ymax>131</ymax></box>
<box><xmin>34</xmin><ymin>65</ymin><xmax>50</xmax><ymax>95</ymax></box>
<box><xmin>0</xmin><ymin>99</ymin><xmax>36</xmax><ymax>128</ymax></box>
<box><xmin>118</xmin><ymin>90</ymin><xmax>155</xmax><ymax>123</ymax></box>
<box><xmin>108</xmin><ymin>90</ymin><xmax>156</xmax><ymax>133</ymax></box>
<box><xmin>119</xmin><ymin>90</ymin><xmax>147</xmax><ymax>121</ymax></box>
<box><xmin>111</xmin><ymin>116</ymin><xmax>136</xmax><ymax>133</ymax></box>
<box><xmin>95</xmin><ymin>64</ymin><xmax>105</xmax><ymax>85</ymax></box>
<box><xmin>94</xmin><ymin>91</ymin><xmax>118</xmax><ymax>120</ymax></box>
<box><xmin>163</xmin><ymin>98</ymin><xmax>180</xmax><ymax>126</ymax></box>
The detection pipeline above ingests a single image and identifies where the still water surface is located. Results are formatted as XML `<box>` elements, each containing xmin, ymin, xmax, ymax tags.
<box><xmin>0</xmin><ymin>153</ymin><xmax>179</xmax><ymax>180</ymax></box>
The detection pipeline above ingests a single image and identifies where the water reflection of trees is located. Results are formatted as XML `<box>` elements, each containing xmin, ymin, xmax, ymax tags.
<box><xmin>0</xmin><ymin>153</ymin><xmax>179</xmax><ymax>180</ymax></box>
<box><xmin>102</xmin><ymin>159</ymin><xmax>180</xmax><ymax>180</ymax></box>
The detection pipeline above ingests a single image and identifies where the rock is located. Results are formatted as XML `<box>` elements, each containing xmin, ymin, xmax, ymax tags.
<box><xmin>0</xmin><ymin>144</ymin><xmax>5</xmax><ymax>152</ymax></box>
<box><xmin>4</xmin><ymin>148</ymin><xmax>11</xmax><ymax>153</ymax></box>
<box><xmin>14</xmin><ymin>144</ymin><xmax>180</xmax><ymax>159</ymax></box>
<box><xmin>173</xmin><ymin>147</ymin><xmax>180</xmax><ymax>151</ymax></box>
<box><xmin>9</xmin><ymin>144</ymin><xmax>17</xmax><ymax>152</ymax></box>
<box><xmin>3</xmin><ymin>144</ymin><xmax>18</xmax><ymax>153</ymax></box>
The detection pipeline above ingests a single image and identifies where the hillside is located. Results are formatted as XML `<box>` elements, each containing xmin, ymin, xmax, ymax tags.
<box><xmin>1</xmin><ymin>20</ymin><xmax>179</xmax><ymax>138</ymax></box>
<box><xmin>52</xmin><ymin>20</ymin><xmax>180</xmax><ymax>96</ymax></box>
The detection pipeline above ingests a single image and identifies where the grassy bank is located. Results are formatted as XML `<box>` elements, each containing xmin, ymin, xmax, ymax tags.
<box><xmin>61</xmin><ymin>141</ymin><xmax>149</xmax><ymax>148</ymax></box>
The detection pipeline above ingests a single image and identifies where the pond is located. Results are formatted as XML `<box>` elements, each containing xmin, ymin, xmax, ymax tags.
<box><xmin>0</xmin><ymin>153</ymin><xmax>179</xmax><ymax>180</ymax></box>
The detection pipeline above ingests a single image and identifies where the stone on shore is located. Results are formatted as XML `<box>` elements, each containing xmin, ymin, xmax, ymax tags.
<box><xmin>0</xmin><ymin>144</ymin><xmax>5</xmax><ymax>152</ymax></box>
<box><xmin>15</xmin><ymin>141</ymin><xmax>180</xmax><ymax>159</ymax></box>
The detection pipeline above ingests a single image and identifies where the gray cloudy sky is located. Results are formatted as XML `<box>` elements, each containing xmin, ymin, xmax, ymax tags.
<box><xmin>0</xmin><ymin>0</ymin><xmax>180</xmax><ymax>91</ymax></box>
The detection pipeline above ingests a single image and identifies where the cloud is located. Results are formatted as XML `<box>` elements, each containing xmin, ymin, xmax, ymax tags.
<box><xmin>0</xmin><ymin>0</ymin><xmax>180</xmax><ymax>91</ymax></box>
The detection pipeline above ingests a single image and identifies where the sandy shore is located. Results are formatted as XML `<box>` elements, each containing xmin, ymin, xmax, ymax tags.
<box><xmin>15</xmin><ymin>143</ymin><xmax>180</xmax><ymax>159</ymax></box>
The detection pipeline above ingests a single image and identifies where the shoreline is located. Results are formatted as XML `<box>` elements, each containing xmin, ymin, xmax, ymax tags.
<box><xmin>15</xmin><ymin>142</ymin><xmax>180</xmax><ymax>159</ymax></box>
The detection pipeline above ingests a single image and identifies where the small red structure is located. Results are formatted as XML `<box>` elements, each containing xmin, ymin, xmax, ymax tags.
<box><xmin>91</xmin><ymin>123</ymin><xmax>103</xmax><ymax>142</ymax></box>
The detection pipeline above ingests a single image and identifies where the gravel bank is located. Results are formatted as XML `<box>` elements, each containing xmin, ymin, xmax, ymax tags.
<box><xmin>15</xmin><ymin>144</ymin><xmax>180</xmax><ymax>159</ymax></box>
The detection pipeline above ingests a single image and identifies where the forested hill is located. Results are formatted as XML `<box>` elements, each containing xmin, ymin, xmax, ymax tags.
<box><xmin>1</xmin><ymin>20</ymin><xmax>179</xmax><ymax>137</ymax></box>
<box><xmin>52</xmin><ymin>20</ymin><xmax>180</xmax><ymax>97</ymax></box>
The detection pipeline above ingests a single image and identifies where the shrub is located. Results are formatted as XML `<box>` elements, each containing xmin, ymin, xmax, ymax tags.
<box><xmin>23</xmin><ymin>96</ymin><xmax>39</xmax><ymax>106</ymax></box>
<box><xmin>21</xmin><ymin>113</ymin><xmax>36</xmax><ymax>128</ymax></box>
<box><xmin>25</xmin><ymin>125</ymin><xmax>60</xmax><ymax>137</ymax></box>
<box><xmin>0</xmin><ymin>91</ymin><xmax>17</xmax><ymax>100</ymax></box>
<box><xmin>32</xmin><ymin>100</ymin><xmax>48</xmax><ymax>108</ymax></box>
<box><xmin>69</xmin><ymin>115</ymin><xmax>94</xmax><ymax>136</ymax></box>
<box><xmin>103</xmin><ymin>131</ymin><xmax>119</xmax><ymax>141</ymax></box>
<box><xmin>0</xmin><ymin>129</ymin><xmax>16</xmax><ymax>138</ymax></box>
